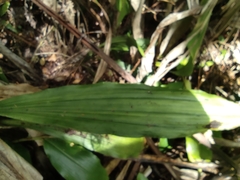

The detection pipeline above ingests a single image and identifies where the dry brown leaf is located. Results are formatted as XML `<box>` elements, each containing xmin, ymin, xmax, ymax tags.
<box><xmin>0</xmin><ymin>139</ymin><xmax>43</xmax><ymax>180</ymax></box>
<box><xmin>0</xmin><ymin>84</ymin><xmax>41</xmax><ymax>101</ymax></box>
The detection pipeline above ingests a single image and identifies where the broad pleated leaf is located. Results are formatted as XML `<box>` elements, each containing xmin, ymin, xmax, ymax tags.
<box><xmin>0</xmin><ymin>83</ymin><xmax>240</xmax><ymax>138</ymax></box>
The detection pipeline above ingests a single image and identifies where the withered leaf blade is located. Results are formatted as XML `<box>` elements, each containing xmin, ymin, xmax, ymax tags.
<box><xmin>0</xmin><ymin>139</ymin><xmax>42</xmax><ymax>180</ymax></box>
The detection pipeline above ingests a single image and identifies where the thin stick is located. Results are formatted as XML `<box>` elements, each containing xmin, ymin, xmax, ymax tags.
<box><xmin>131</xmin><ymin>154</ymin><xmax>219</xmax><ymax>174</ymax></box>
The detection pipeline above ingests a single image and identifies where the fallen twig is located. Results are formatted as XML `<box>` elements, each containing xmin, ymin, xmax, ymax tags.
<box><xmin>132</xmin><ymin>154</ymin><xmax>219</xmax><ymax>174</ymax></box>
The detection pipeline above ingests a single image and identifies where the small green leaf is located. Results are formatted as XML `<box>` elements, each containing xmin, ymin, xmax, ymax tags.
<box><xmin>102</xmin><ymin>35</ymin><xmax>133</xmax><ymax>51</ymax></box>
<box><xmin>198</xmin><ymin>60</ymin><xmax>214</xmax><ymax>68</ymax></box>
<box><xmin>5</xmin><ymin>140</ymin><xmax>32</xmax><ymax>164</ymax></box>
<box><xmin>0</xmin><ymin>66</ymin><xmax>8</xmax><ymax>82</ymax></box>
<box><xmin>136</xmin><ymin>38</ymin><xmax>149</xmax><ymax>56</ymax></box>
<box><xmin>44</xmin><ymin>138</ymin><xmax>108</xmax><ymax>180</ymax></box>
<box><xmin>186</xmin><ymin>136</ymin><xmax>212</xmax><ymax>163</ymax></box>
<box><xmin>220</xmin><ymin>49</ymin><xmax>227</xmax><ymax>56</ymax></box>
<box><xmin>5</xmin><ymin>23</ymin><xmax>18</xmax><ymax>33</ymax></box>
<box><xmin>159</xmin><ymin>138</ymin><xmax>169</xmax><ymax>148</ymax></box>
<box><xmin>155</xmin><ymin>61</ymin><xmax>161</xmax><ymax>67</ymax></box>
<box><xmin>0</xmin><ymin>20</ymin><xmax>18</xmax><ymax>33</ymax></box>
<box><xmin>0</xmin><ymin>2</ymin><xmax>10</xmax><ymax>17</ymax></box>
<box><xmin>116</xmin><ymin>59</ymin><xmax>131</xmax><ymax>71</ymax></box>
<box><xmin>178</xmin><ymin>57</ymin><xmax>189</xmax><ymax>68</ymax></box>
<box><xmin>218</xmin><ymin>35</ymin><xmax>225</xmax><ymax>42</ymax></box>
<box><xmin>198</xmin><ymin>61</ymin><xmax>205</xmax><ymax>68</ymax></box>
<box><xmin>183</xmin><ymin>0</ymin><xmax>217</xmax><ymax>76</ymax></box>
<box><xmin>116</xmin><ymin>0</ymin><xmax>132</xmax><ymax>27</ymax></box>
<box><xmin>137</xmin><ymin>173</ymin><xmax>148</xmax><ymax>180</ymax></box>
<box><xmin>101</xmin><ymin>35</ymin><xmax>148</xmax><ymax>55</ymax></box>
<box><xmin>205</xmin><ymin>60</ymin><xmax>214</xmax><ymax>67</ymax></box>
<box><xmin>136</xmin><ymin>38</ymin><xmax>149</xmax><ymax>50</ymax></box>
<box><xmin>172</xmin><ymin>57</ymin><xmax>194</xmax><ymax>76</ymax></box>
<box><xmin>159</xmin><ymin>138</ymin><xmax>171</xmax><ymax>152</ymax></box>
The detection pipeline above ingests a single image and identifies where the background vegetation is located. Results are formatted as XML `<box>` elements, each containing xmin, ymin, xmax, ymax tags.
<box><xmin>0</xmin><ymin>0</ymin><xmax>240</xmax><ymax>179</ymax></box>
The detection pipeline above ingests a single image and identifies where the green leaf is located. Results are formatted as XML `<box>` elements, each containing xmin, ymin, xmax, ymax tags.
<box><xmin>186</xmin><ymin>136</ymin><xmax>212</xmax><ymax>163</ymax></box>
<box><xmin>198</xmin><ymin>60</ymin><xmax>214</xmax><ymax>68</ymax></box>
<box><xmin>159</xmin><ymin>138</ymin><xmax>169</xmax><ymax>148</ymax></box>
<box><xmin>101</xmin><ymin>36</ymin><xmax>148</xmax><ymax>56</ymax></box>
<box><xmin>178</xmin><ymin>0</ymin><xmax>217</xmax><ymax>76</ymax></box>
<box><xmin>220</xmin><ymin>49</ymin><xmax>227</xmax><ymax>56</ymax></box>
<box><xmin>136</xmin><ymin>38</ymin><xmax>149</xmax><ymax>56</ymax></box>
<box><xmin>5</xmin><ymin>140</ymin><xmax>32</xmax><ymax>164</ymax></box>
<box><xmin>205</xmin><ymin>60</ymin><xmax>214</xmax><ymax>67</ymax></box>
<box><xmin>172</xmin><ymin>57</ymin><xmax>194</xmax><ymax>77</ymax></box>
<box><xmin>1</xmin><ymin>83</ymin><xmax>240</xmax><ymax>138</ymax></box>
<box><xmin>159</xmin><ymin>138</ymin><xmax>170</xmax><ymax>151</ymax></box>
<box><xmin>0</xmin><ymin>2</ymin><xmax>10</xmax><ymax>17</ymax></box>
<box><xmin>5</xmin><ymin>23</ymin><xmax>18</xmax><ymax>33</ymax></box>
<box><xmin>218</xmin><ymin>35</ymin><xmax>225</xmax><ymax>42</ymax></box>
<box><xmin>44</xmin><ymin>138</ymin><xmax>108</xmax><ymax>180</ymax></box>
<box><xmin>116</xmin><ymin>0</ymin><xmax>132</xmax><ymax>27</ymax></box>
<box><xmin>116</xmin><ymin>59</ymin><xmax>131</xmax><ymax>71</ymax></box>
<box><xmin>177</xmin><ymin>57</ymin><xmax>189</xmax><ymax>68</ymax></box>
<box><xmin>0</xmin><ymin>20</ymin><xmax>18</xmax><ymax>33</ymax></box>
<box><xmin>137</xmin><ymin>173</ymin><xmax>148</xmax><ymax>180</ymax></box>
<box><xmin>101</xmin><ymin>35</ymin><xmax>132</xmax><ymax>51</ymax></box>
<box><xmin>111</xmin><ymin>35</ymin><xmax>135</xmax><ymax>51</ymax></box>
<box><xmin>0</xmin><ymin>66</ymin><xmax>8</xmax><ymax>82</ymax></box>
<box><xmin>0</xmin><ymin>118</ymin><xmax>145</xmax><ymax>159</ymax></box>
